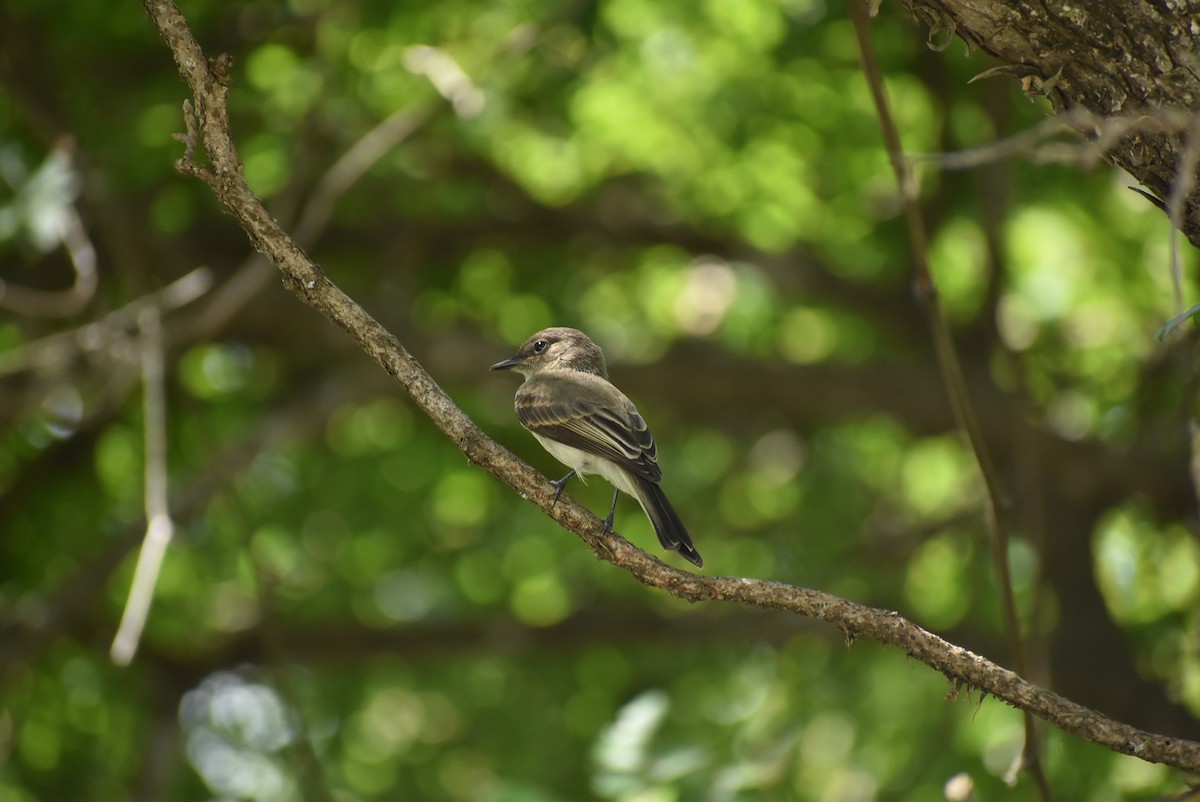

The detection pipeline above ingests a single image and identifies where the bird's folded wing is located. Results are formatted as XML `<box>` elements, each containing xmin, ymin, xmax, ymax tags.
<box><xmin>516</xmin><ymin>395</ymin><xmax>662</xmax><ymax>482</ymax></box>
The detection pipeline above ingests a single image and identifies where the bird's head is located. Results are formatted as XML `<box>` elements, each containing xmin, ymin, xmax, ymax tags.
<box><xmin>490</xmin><ymin>327</ymin><xmax>608</xmax><ymax>378</ymax></box>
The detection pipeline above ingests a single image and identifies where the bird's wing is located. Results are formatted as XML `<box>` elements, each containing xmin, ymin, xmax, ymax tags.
<box><xmin>516</xmin><ymin>379</ymin><xmax>662</xmax><ymax>483</ymax></box>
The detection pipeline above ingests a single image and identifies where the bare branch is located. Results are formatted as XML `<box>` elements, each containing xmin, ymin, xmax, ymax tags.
<box><xmin>110</xmin><ymin>306</ymin><xmax>175</xmax><ymax>666</ymax></box>
<box><xmin>137</xmin><ymin>0</ymin><xmax>1200</xmax><ymax>776</ymax></box>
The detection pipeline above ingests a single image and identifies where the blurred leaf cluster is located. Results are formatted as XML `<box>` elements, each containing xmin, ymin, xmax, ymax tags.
<box><xmin>0</xmin><ymin>0</ymin><xmax>1197</xmax><ymax>800</ymax></box>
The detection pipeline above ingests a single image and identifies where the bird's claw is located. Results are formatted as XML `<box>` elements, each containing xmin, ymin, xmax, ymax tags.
<box><xmin>550</xmin><ymin>470</ymin><xmax>576</xmax><ymax>506</ymax></box>
<box><xmin>602</xmin><ymin>487</ymin><xmax>619</xmax><ymax>533</ymax></box>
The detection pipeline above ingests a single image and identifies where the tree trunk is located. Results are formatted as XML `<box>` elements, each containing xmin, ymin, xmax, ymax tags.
<box><xmin>903</xmin><ymin>0</ymin><xmax>1200</xmax><ymax>248</ymax></box>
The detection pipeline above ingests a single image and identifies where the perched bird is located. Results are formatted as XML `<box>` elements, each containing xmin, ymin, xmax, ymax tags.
<box><xmin>491</xmin><ymin>327</ymin><xmax>703</xmax><ymax>568</ymax></box>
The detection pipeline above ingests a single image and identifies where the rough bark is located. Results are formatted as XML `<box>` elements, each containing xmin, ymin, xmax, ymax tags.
<box><xmin>903</xmin><ymin>0</ymin><xmax>1200</xmax><ymax>247</ymax></box>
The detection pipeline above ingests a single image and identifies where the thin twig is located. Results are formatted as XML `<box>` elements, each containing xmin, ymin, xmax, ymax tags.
<box><xmin>912</xmin><ymin>107</ymin><xmax>1198</xmax><ymax>172</ymax></box>
<box><xmin>137</xmin><ymin>0</ymin><xmax>1200</xmax><ymax>775</ymax></box>
<box><xmin>0</xmin><ymin>373</ymin><xmax>343</xmax><ymax>685</ymax></box>
<box><xmin>110</xmin><ymin>306</ymin><xmax>175</xmax><ymax>665</ymax></box>
<box><xmin>848</xmin><ymin>2</ymin><xmax>1053</xmax><ymax>798</ymax></box>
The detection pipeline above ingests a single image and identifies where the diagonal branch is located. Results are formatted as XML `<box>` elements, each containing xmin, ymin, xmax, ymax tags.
<box><xmin>137</xmin><ymin>0</ymin><xmax>1200</xmax><ymax>776</ymax></box>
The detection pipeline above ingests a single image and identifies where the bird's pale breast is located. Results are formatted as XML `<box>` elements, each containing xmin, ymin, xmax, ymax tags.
<box><xmin>531</xmin><ymin>433</ymin><xmax>641</xmax><ymax>497</ymax></box>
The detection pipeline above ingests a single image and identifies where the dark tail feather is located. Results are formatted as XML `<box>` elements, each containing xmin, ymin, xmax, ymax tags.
<box><xmin>635</xmin><ymin>478</ymin><xmax>703</xmax><ymax>568</ymax></box>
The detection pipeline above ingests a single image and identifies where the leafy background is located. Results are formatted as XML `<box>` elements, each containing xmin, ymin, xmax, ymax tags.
<box><xmin>1</xmin><ymin>0</ymin><xmax>1197</xmax><ymax>800</ymax></box>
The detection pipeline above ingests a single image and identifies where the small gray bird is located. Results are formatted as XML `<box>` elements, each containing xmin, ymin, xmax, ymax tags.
<box><xmin>491</xmin><ymin>327</ymin><xmax>703</xmax><ymax>568</ymax></box>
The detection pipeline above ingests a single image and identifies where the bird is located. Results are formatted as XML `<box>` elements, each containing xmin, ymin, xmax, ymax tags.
<box><xmin>491</xmin><ymin>327</ymin><xmax>703</xmax><ymax>568</ymax></box>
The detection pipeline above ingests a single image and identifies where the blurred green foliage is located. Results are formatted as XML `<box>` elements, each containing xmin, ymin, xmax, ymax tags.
<box><xmin>1</xmin><ymin>0</ymin><xmax>1198</xmax><ymax>800</ymax></box>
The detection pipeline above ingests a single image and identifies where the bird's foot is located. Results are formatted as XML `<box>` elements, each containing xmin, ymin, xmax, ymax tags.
<box><xmin>602</xmin><ymin>487</ymin><xmax>619</xmax><ymax>533</ymax></box>
<box><xmin>550</xmin><ymin>470</ymin><xmax>576</xmax><ymax>506</ymax></box>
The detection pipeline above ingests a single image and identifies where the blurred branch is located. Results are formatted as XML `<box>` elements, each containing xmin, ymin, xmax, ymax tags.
<box><xmin>0</xmin><ymin>371</ymin><xmax>344</xmax><ymax>684</ymax></box>
<box><xmin>911</xmin><ymin>106</ymin><xmax>1200</xmax><ymax>173</ymax></box>
<box><xmin>850</xmin><ymin>3</ymin><xmax>1052</xmax><ymax>796</ymax></box>
<box><xmin>138</xmin><ymin>0</ymin><xmax>1200</xmax><ymax>775</ymax></box>
<box><xmin>296</xmin><ymin>108</ymin><xmax>431</xmax><ymax>246</ymax></box>
<box><xmin>110</xmin><ymin>306</ymin><xmax>175</xmax><ymax>666</ymax></box>
<box><xmin>0</xmin><ymin>265</ymin><xmax>211</xmax><ymax>376</ymax></box>
<box><xmin>0</xmin><ymin>144</ymin><xmax>98</xmax><ymax>318</ymax></box>
<box><xmin>189</xmin><ymin>103</ymin><xmax>432</xmax><ymax>338</ymax></box>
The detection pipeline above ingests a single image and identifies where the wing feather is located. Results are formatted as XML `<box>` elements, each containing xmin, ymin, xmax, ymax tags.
<box><xmin>516</xmin><ymin>379</ymin><xmax>661</xmax><ymax>482</ymax></box>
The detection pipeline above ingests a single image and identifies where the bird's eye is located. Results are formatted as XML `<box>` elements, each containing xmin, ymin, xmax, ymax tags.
<box><xmin>533</xmin><ymin>340</ymin><xmax>548</xmax><ymax>353</ymax></box>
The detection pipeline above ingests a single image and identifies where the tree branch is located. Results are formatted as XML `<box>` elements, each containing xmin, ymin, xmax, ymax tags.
<box><xmin>137</xmin><ymin>0</ymin><xmax>1200</xmax><ymax>775</ymax></box>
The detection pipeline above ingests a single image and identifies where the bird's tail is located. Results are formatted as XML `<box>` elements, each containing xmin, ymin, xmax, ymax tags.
<box><xmin>634</xmin><ymin>478</ymin><xmax>703</xmax><ymax>568</ymax></box>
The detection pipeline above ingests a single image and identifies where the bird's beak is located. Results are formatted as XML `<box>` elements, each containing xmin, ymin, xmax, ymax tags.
<box><xmin>490</xmin><ymin>354</ymin><xmax>524</xmax><ymax>371</ymax></box>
